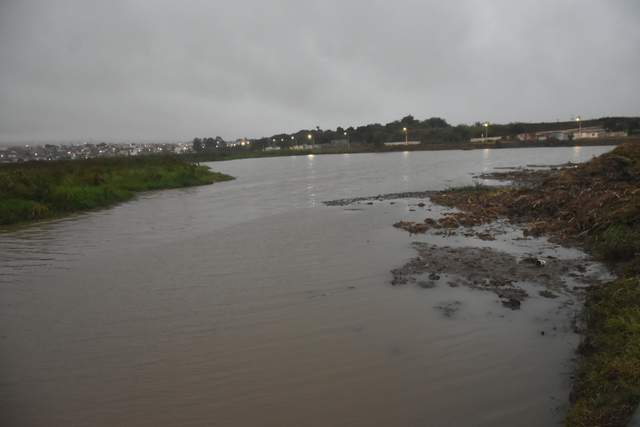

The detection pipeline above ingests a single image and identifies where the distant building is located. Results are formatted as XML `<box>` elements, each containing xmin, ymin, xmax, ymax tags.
<box><xmin>517</xmin><ymin>128</ymin><xmax>574</xmax><ymax>142</ymax></box>
<box><xmin>264</xmin><ymin>146</ymin><xmax>281</xmax><ymax>152</ymax></box>
<box><xmin>470</xmin><ymin>137</ymin><xmax>502</xmax><ymax>143</ymax></box>
<box><xmin>573</xmin><ymin>127</ymin><xmax>606</xmax><ymax>139</ymax></box>
<box><xmin>606</xmin><ymin>131</ymin><xmax>628</xmax><ymax>138</ymax></box>
<box><xmin>384</xmin><ymin>141</ymin><xmax>421</xmax><ymax>147</ymax></box>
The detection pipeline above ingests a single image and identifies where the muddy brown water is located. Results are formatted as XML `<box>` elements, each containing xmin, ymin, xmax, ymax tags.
<box><xmin>0</xmin><ymin>146</ymin><xmax>614</xmax><ymax>426</ymax></box>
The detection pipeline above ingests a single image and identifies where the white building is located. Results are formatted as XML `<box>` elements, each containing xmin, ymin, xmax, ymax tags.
<box><xmin>384</xmin><ymin>141</ymin><xmax>421</xmax><ymax>147</ymax></box>
<box><xmin>573</xmin><ymin>127</ymin><xmax>606</xmax><ymax>139</ymax></box>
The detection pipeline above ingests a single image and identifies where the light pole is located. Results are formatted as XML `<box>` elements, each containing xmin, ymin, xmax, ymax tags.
<box><xmin>402</xmin><ymin>127</ymin><xmax>408</xmax><ymax>145</ymax></box>
<box><xmin>576</xmin><ymin>116</ymin><xmax>582</xmax><ymax>135</ymax></box>
<box><xmin>483</xmin><ymin>122</ymin><xmax>489</xmax><ymax>141</ymax></box>
<box><xmin>307</xmin><ymin>133</ymin><xmax>312</xmax><ymax>149</ymax></box>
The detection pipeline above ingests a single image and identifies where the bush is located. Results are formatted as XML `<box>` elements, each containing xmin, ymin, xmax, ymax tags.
<box><xmin>595</xmin><ymin>224</ymin><xmax>640</xmax><ymax>261</ymax></box>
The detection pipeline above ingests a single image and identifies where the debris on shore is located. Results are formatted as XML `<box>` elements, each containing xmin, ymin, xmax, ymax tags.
<box><xmin>431</xmin><ymin>146</ymin><xmax>640</xmax><ymax>250</ymax></box>
<box><xmin>390</xmin><ymin>242</ymin><xmax>601</xmax><ymax>309</ymax></box>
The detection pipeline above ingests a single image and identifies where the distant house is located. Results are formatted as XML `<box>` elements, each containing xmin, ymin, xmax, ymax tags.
<box><xmin>517</xmin><ymin>129</ymin><xmax>573</xmax><ymax>142</ymax></box>
<box><xmin>535</xmin><ymin>129</ymin><xmax>572</xmax><ymax>141</ymax></box>
<box><xmin>574</xmin><ymin>127</ymin><xmax>606</xmax><ymax>139</ymax></box>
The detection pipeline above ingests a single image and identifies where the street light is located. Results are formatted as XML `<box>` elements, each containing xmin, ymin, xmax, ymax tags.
<box><xmin>402</xmin><ymin>127</ymin><xmax>408</xmax><ymax>145</ymax></box>
<box><xmin>575</xmin><ymin>116</ymin><xmax>582</xmax><ymax>134</ymax></box>
<box><xmin>483</xmin><ymin>122</ymin><xmax>489</xmax><ymax>141</ymax></box>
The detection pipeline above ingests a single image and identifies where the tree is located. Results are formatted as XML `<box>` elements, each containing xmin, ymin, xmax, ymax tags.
<box><xmin>192</xmin><ymin>138</ymin><xmax>203</xmax><ymax>152</ymax></box>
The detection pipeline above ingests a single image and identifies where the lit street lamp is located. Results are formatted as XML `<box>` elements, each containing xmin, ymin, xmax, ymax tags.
<box><xmin>483</xmin><ymin>122</ymin><xmax>489</xmax><ymax>141</ymax></box>
<box><xmin>575</xmin><ymin>116</ymin><xmax>582</xmax><ymax>135</ymax></box>
<box><xmin>402</xmin><ymin>127</ymin><xmax>408</xmax><ymax>145</ymax></box>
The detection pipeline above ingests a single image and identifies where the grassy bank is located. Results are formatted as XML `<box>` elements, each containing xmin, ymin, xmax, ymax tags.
<box><xmin>430</xmin><ymin>143</ymin><xmax>640</xmax><ymax>426</ymax></box>
<box><xmin>0</xmin><ymin>156</ymin><xmax>233</xmax><ymax>226</ymax></box>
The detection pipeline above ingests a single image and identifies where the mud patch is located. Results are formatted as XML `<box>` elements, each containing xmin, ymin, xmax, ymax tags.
<box><xmin>434</xmin><ymin>300</ymin><xmax>462</xmax><ymax>317</ymax></box>
<box><xmin>323</xmin><ymin>191</ymin><xmax>435</xmax><ymax>206</ymax></box>
<box><xmin>391</xmin><ymin>243</ymin><xmax>604</xmax><ymax>309</ymax></box>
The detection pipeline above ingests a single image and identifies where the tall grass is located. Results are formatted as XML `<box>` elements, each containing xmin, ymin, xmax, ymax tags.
<box><xmin>0</xmin><ymin>156</ymin><xmax>233</xmax><ymax>225</ymax></box>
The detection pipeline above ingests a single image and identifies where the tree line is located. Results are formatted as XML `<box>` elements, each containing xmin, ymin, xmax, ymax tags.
<box><xmin>192</xmin><ymin>115</ymin><xmax>640</xmax><ymax>153</ymax></box>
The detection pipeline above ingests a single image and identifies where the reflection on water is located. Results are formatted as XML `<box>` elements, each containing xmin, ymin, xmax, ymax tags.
<box><xmin>0</xmin><ymin>146</ymin><xmax>614</xmax><ymax>426</ymax></box>
<box><xmin>572</xmin><ymin>145</ymin><xmax>583</xmax><ymax>160</ymax></box>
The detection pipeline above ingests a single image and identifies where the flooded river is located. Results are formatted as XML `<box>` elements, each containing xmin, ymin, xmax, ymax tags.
<box><xmin>0</xmin><ymin>146</ymin><xmax>614</xmax><ymax>426</ymax></box>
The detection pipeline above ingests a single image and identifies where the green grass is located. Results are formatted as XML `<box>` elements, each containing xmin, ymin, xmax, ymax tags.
<box><xmin>566</xmin><ymin>277</ymin><xmax>640</xmax><ymax>427</ymax></box>
<box><xmin>594</xmin><ymin>224</ymin><xmax>640</xmax><ymax>262</ymax></box>
<box><xmin>0</xmin><ymin>156</ymin><xmax>233</xmax><ymax>225</ymax></box>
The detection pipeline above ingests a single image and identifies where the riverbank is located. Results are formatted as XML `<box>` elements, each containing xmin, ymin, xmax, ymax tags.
<box><xmin>0</xmin><ymin>156</ymin><xmax>233</xmax><ymax>226</ymax></box>
<box><xmin>320</xmin><ymin>143</ymin><xmax>639</xmax><ymax>425</ymax></box>
<box><xmin>426</xmin><ymin>144</ymin><xmax>640</xmax><ymax>426</ymax></box>
<box><xmin>185</xmin><ymin>137</ymin><xmax>635</xmax><ymax>163</ymax></box>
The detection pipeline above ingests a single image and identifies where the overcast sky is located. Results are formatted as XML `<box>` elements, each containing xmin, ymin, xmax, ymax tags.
<box><xmin>0</xmin><ymin>0</ymin><xmax>638</xmax><ymax>144</ymax></box>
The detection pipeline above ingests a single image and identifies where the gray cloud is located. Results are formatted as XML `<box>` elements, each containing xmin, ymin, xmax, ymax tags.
<box><xmin>0</xmin><ymin>0</ymin><xmax>638</xmax><ymax>143</ymax></box>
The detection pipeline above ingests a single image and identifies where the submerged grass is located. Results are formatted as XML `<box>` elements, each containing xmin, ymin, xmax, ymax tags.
<box><xmin>0</xmin><ymin>156</ymin><xmax>233</xmax><ymax>226</ymax></box>
<box><xmin>432</xmin><ymin>143</ymin><xmax>640</xmax><ymax>426</ymax></box>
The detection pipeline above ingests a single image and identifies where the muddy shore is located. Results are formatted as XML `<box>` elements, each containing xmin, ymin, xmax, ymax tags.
<box><xmin>323</xmin><ymin>143</ymin><xmax>640</xmax><ymax>426</ymax></box>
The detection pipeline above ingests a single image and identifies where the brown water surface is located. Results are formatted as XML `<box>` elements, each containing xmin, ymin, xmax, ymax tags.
<box><xmin>0</xmin><ymin>147</ymin><xmax>614</xmax><ymax>426</ymax></box>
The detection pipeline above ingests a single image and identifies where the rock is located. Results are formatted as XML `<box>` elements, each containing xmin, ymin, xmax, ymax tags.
<box><xmin>434</xmin><ymin>301</ymin><xmax>462</xmax><ymax>317</ymax></box>
<box><xmin>417</xmin><ymin>202</ymin><xmax>426</xmax><ymax>207</ymax></box>
<box><xmin>539</xmin><ymin>290</ymin><xmax>559</xmax><ymax>299</ymax></box>
<box><xmin>428</xmin><ymin>272</ymin><xmax>441</xmax><ymax>281</ymax></box>
<box><xmin>391</xmin><ymin>276</ymin><xmax>408</xmax><ymax>286</ymax></box>
<box><xmin>521</xmin><ymin>256</ymin><xmax>546</xmax><ymax>267</ymax></box>
<box><xmin>476</xmin><ymin>232</ymin><xmax>496</xmax><ymax>241</ymax></box>
<box><xmin>418</xmin><ymin>281</ymin><xmax>437</xmax><ymax>289</ymax></box>
<box><xmin>423</xmin><ymin>218</ymin><xmax>440</xmax><ymax>227</ymax></box>
<box><xmin>501</xmin><ymin>298</ymin><xmax>521</xmax><ymax>310</ymax></box>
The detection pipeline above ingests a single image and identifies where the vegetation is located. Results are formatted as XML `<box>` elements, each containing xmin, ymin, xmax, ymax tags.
<box><xmin>191</xmin><ymin>115</ymin><xmax>640</xmax><ymax>155</ymax></box>
<box><xmin>566</xmin><ymin>277</ymin><xmax>640</xmax><ymax>427</ymax></box>
<box><xmin>431</xmin><ymin>143</ymin><xmax>640</xmax><ymax>426</ymax></box>
<box><xmin>0</xmin><ymin>156</ymin><xmax>233</xmax><ymax>225</ymax></box>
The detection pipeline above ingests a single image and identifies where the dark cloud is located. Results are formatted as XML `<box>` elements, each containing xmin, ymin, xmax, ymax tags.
<box><xmin>0</xmin><ymin>0</ymin><xmax>638</xmax><ymax>143</ymax></box>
